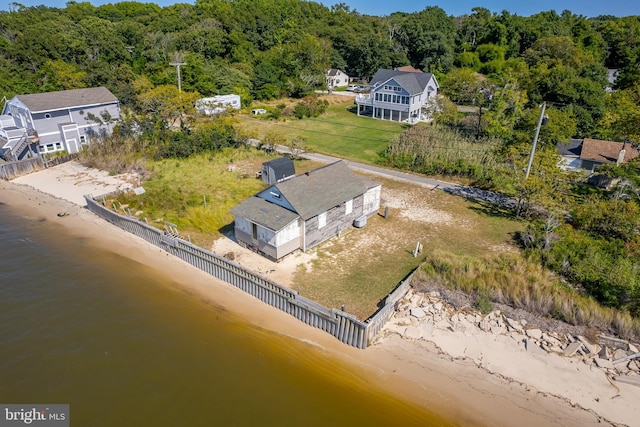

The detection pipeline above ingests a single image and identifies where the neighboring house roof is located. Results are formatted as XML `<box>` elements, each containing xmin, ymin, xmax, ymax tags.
<box><xmin>275</xmin><ymin>161</ymin><xmax>370</xmax><ymax>220</ymax></box>
<box><xmin>230</xmin><ymin>196</ymin><xmax>299</xmax><ymax>231</ymax></box>
<box><xmin>326</xmin><ymin>69</ymin><xmax>345</xmax><ymax>77</ymax></box>
<box><xmin>0</xmin><ymin>115</ymin><xmax>16</xmax><ymax>129</ymax></box>
<box><xmin>14</xmin><ymin>87</ymin><xmax>118</xmax><ymax>113</ymax></box>
<box><xmin>263</xmin><ymin>157</ymin><xmax>295</xmax><ymax>180</ymax></box>
<box><xmin>556</xmin><ymin>139</ymin><xmax>583</xmax><ymax>157</ymax></box>
<box><xmin>370</xmin><ymin>69</ymin><xmax>438</xmax><ymax>95</ymax></box>
<box><xmin>580</xmin><ymin>138</ymin><xmax>639</xmax><ymax>164</ymax></box>
<box><xmin>394</xmin><ymin>65</ymin><xmax>423</xmax><ymax>73</ymax></box>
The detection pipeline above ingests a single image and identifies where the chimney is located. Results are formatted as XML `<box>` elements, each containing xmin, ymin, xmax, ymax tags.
<box><xmin>617</xmin><ymin>143</ymin><xmax>626</xmax><ymax>165</ymax></box>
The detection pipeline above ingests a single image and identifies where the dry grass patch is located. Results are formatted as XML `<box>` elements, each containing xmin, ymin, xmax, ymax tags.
<box><xmin>293</xmin><ymin>176</ymin><xmax>523</xmax><ymax>319</ymax></box>
<box><xmin>108</xmin><ymin>150</ymin><xmax>322</xmax><ymax>247</ymax></box>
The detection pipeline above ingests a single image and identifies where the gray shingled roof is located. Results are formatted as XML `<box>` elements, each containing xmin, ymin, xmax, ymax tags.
<box><xmin>15</xmin><ymin>87</ymin><xmax>118</xmax><ymax>113</ymax></box>
<box><xmin>275</xmin><ymin>161</ymin><xmax>370</xmax><ymax>220</ymax></box>
<box><xmin>230</xmin><ymin>196</ymin><xmax>299</xmax><ymax>231</ymax></box>
<box><xmin>370</xmin><ymin>69</ymin><xmax>437</xmax><ymax>95</ymax></box>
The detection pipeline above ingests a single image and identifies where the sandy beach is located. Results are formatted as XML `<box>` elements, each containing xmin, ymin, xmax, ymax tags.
<box><xmin>4</xmin><ymin>161</ymin><xmax>639</xmax><ymax>427</ymax></box>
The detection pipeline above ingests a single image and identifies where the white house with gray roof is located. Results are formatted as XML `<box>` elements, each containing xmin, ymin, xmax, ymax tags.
<box><xmin>1</xmin><ymin>87</ymin><xmax>120</xmax><ymax>160</ymax></box>
<box><xmin>231</xmin><ymin>161</ymin><xmax>381</xmax><ymax>261</ymax></box>
<box><xmin>355</xmin><ymin>68</ymin><xmax>438</xmax><ymax>123</ymax></box>
<box><xmin>325</xmin><ymin>69</ymin><xmax>350</xmax><ymax>89</ymax></box>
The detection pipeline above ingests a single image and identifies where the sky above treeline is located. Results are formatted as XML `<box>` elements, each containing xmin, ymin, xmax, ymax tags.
<box><xmin>2</xmin><ymin>0</ymin><xmax>638</xmax><ymax>17</ymax></box>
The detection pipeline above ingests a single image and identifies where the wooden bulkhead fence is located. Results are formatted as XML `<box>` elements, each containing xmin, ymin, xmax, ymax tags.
<box><xmin>84</xmin><ymin>192</ymin><xmax>414</xmax><ymax>349</ymax></box>
<box><xmin>0</xmin><ymin>154</ymin><xmax>77</xmax><ymax>181</ymax></box>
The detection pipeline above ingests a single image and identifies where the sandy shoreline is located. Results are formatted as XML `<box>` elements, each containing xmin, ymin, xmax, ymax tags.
<box><xmin>3</xmin><ymin>162</ymin><xmax>639</xmax><ymax>426</ymax></box>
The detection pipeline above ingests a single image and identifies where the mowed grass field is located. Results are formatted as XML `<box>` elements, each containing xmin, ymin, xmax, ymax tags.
<box><xmin>238</xmin><ymin>95</ymin><xmax>407</xmax><ymax>163</ymax></box>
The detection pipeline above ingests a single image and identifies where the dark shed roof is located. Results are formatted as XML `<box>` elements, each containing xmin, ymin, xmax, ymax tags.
<box><xmin>263</xmin><ymin>157</ymin><xmax>295</xmax><ymax>180</ymax></box>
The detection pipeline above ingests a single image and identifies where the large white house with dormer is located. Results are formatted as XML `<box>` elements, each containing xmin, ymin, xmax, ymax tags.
<box><xmin>354</xmin><ymin>68</ymin><xmax>439</xmax><ymax>123</ymax></box>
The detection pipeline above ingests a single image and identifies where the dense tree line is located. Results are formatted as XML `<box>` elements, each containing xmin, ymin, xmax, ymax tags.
<box><xmin>1</xmin><ymin>2</ymin><xmax>639</xmax><ymax>142</ymax></box>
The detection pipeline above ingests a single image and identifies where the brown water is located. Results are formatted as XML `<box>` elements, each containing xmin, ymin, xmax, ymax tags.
<box><xmin>0</xmin><ymin>206</ymin><xmax>453</xmax><ymax>426</ymax></box>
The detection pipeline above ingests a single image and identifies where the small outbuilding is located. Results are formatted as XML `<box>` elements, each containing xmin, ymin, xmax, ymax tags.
<box><xmin>261</xmin><ymin>157</ymin><xmax>295</xmax><ymax>185</ymax></box>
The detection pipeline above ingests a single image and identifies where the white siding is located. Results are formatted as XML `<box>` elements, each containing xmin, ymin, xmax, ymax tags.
<box><xmin>235</xmin><ymin>216</ymin><xmax>252</xmax><ymax>234</ymax></box>
<box><xmin>274</xmin><ymin>220</ymin><xmax>300</xmax><ymax>246</ymax></box>
<box><xmin>318</xmin><ymin>212</ymin><xmax>327</xmax><ymax>229</ymax></box>
<box><xmin>363</xmin><ymin>186</ymin><xmax>381</xmax><ymax>216</ymax></box>
<box><xmin>258</xmin><ymin>227</ymin><xmax>275</xmax><ymax>244</ymax></box>
<box><xmin>345</xmin><ymin>199</ymin><xmax>353</xmax><ymax>215</ymax></box>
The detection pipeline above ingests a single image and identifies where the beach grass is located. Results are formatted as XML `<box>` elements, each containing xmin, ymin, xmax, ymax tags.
<box><xmin>106</xmin><ymin>148</ymin><xmax>322</xmax><ymax>246</ymax></box>
<box><xmin>413</xmin><ymin>249</ymin><xmax>640</xmax><ymax>339</ymax></box>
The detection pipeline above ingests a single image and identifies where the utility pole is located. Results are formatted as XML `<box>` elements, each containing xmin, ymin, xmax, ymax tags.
<box><xmin>169</xmin><ymin>61</ymin><xmax>186</xmax><ymax>93</ymax></box>
<box><xmin>525</xmin><ymin>102</ymin><xmax>547</xmax><ymax>179</ymax></box>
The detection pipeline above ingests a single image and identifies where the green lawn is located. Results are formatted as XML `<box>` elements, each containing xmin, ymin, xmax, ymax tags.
<box><xmin>238</xmin><ymin>96</ymin><xmax>407</xmax><ymax>164</ymax></box>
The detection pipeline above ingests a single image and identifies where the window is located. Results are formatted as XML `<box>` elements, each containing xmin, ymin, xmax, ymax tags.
<box><xmin>80</xmin><ymin>135</ymin><xmax>87</xmax><ymax>144</ymax></box>
<box><xmin>44</xmin><ymin>113</ymin><xmax>52</xmax><ymax>120</ymax></box>
<box><xmin>55</xmin><ymin>142</ymin><xmax>62</xmax><ymax>150</ymax></box>
<box><xmin>345</xmin><ymin>200</ymin><xmax>353</xmax><ymax>215</ymax></box>
<box><xmin>252</xmin><ymin>223</ymin><xmax>258</xmax><ymax>240</ymax></box>
<box><xmin>318</xmin><ymin>212</ymin><xmax>327</xmax><ymax>229</ymax></box>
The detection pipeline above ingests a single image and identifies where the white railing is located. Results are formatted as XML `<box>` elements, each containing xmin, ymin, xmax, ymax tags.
<box><xmin>354</xmin><ymin>94</ymin><xmax>373</xmax><ymax>106</ymax></box>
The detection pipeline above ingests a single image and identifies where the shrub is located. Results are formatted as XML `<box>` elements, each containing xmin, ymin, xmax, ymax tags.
<box><xmin>474</xmin><ymin>294</ymin><xmax>494</xmax><ymax>314</ymax></box>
